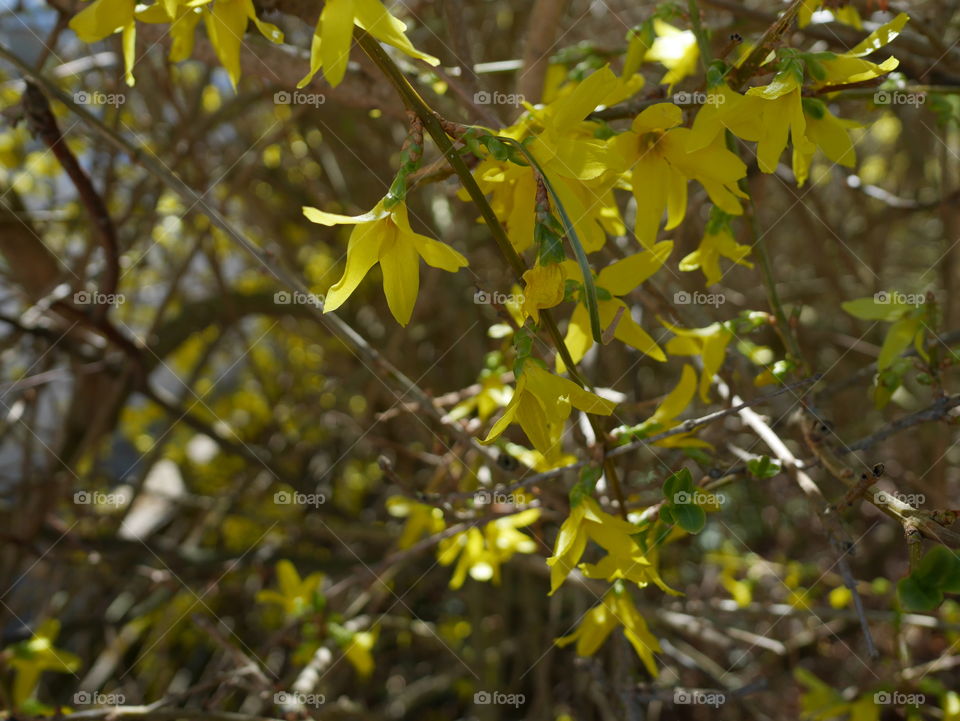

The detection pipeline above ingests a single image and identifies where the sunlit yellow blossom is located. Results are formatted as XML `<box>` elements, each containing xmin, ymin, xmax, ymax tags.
<box><xmin>546</xmin><ymin>497</ymin><xmax>675</xmax><ymax>595</ymax></box>
<box><xmin>522</xmin><ymin>263</ymin><xmax>565</xmax><ymax>324</ymax></box>
<box><xmin>303</xmin><ymin>199</ymin><xmax>468</xmax><ymax>326</ymax></box>
<box><xmin>625</xmin><ymin>364</ymin><xmax>711</xmax><ymax>448</ymax></box>
<box><xmin>645</xmin><ymin>19</ymin><xmax>699</xmax><ymax>90</ymax></box>
<box><xmin>555</xmin><ymin>590</ymin><xmax>661</xmax><ymax>675</ymax></box>
<box><xmin>299</xmin><ymin>0</ymin><xmax>440</xmax><ymax>88</ymax></box>
<box><xmin>663</xmin><ymin>321</ymin><xmax>733</xmax><ymax>402</ymax></box>
<box><xmin>256</xmin><ymin>559</ymin><xmax>324</xmax><ymax>618</ymax></box>
<box><xmin>610</xmin><ymin>103</ymin><xmax>747</xmax><ymax>246</ymax></box>
<box><xmin>559</xmin><ymin>243</ymin><xmax>671</xmax><ymax>371</ymax></box>
<box><xmin>679</xmin><ymin>226</ymin><xmax>753</xmax><ymax>285</ymax></box>
<box><xmin>437</xmin><ymin>509</ymin><xmax>541</xmax><ymax>588</ymax></box>
<box><xmin>387</xmin><ymin>496</ymin><xmax>446</xmax><ymax>549</ymax></box>
<box><xmin>482</xmin><ymin>362</ymin><xmax>616</xmax><ymax>464</ymax></box>
<box><xmin>812</xmin><ymin>13</ymin><xmax>908</xmax><ymax>89</ymax></box>
<box><xmin>203</xmin><ymin>0</ymin><xmax>284</xmax><ymax>89</ymax></box>
<box><xmin>68</xmin><ymin>0</ymin><xmax>137</xmax><ymax>85</ymax></box>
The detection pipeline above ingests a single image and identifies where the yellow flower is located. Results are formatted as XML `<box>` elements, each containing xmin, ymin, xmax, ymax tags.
<box><xmin>445</xmin><ymin>370</ymin><xmax>513</xmax><ymax>424</ymax></box>
<box><xmin>546</xmin><ymin>497</ymin><xmax>675</xmax><ymax>595</ymax></box>
<box><xmin>625</xmin><ymin>363</ymin><xmax>711</xmax><ymax>448</ymax></box>
<box><xmin>521</xmin><ymin>263</ymin><xmax>565</xmax><ymax>325</ymax></box>
<box><xmin>343</xmin><ymin>630</ymin><xmax>376</xmax><ymax>677</ymax></box>
<box><xmin>481</xmin><ymin>362</ymin><xmax>616</xmax><ymax>464</ymax></box>
<box><xmin>812</xmin><ymin>13</ymin><xmax>908</xmax><ymax>89</ymax></box>
<box><xmin>559</xmin><ymin>243</ymin><xmax>671</xmax><ymax>371</ymax></box>
<box><xmin>299</xmin><ymin>0</ymin><xmax>440</xmax><ymax>88</ymax></box>
<box><xmin>679</xmin><ymin>225</ymin><xmax>753</xmax><ymax>286</ymax></box>
<box><xmin>8</xmin><ymin>619</ymin><xmax>81</xmax><ymax>708</ymax></box>
<box><xmin>136</xmin><ymin>2</ymin><xmax>205</xmax><ymax>64</ymax></box>
<box><xmin>303</xmin><ymin>199</ymin><xmax>468</xmax><ymax>326</ymax></box>
<box><xmin>791</xmin><ymin>101</ymin><xmax>860</xmax><ymax>186</ymax></box>
<box><xmin>437</xmin><ymin>509</ymin><xmax>541</xmax><ymax>589</ymax></box>
<box><xmin>204</xmin><ymin>0</ymin><xmax>284</xmax><ymax>89</ymax></box>
<box><xmin>663</xmin><ymin>321</ymin><xmax>733</xmax><ymax>402</ymax></box>
<box><xmin>610</xmin><ymin>103</ymin><xmax>747</xmax><ymax>246</ymax></box>
<box><xmin>255</xmin><ymin>559</ymin><xmax>324</xmax><ymax>618</ymax></box>
<box><xmin>555</xmin><ymin>590</ymin><xmax>661</xmax><ymax>676</ymax></box>
<box><xmin>386</xmin><ymin>496</ymin><xmax>446</xmax><ymax>548</ymax></box>
<box><xmin>798</xmin><ymin>0</ymin><xmax>862</xmax><ymax>30</ymax></box>
<box><xmin>68</xmin><ymin>0</ymin><xmax>137</xmax><ymax>85</ymax></box>
<box><xmin>645</xmin><ymin>19</ymin><xmax>699</xmax><ymax>90</ymax></box>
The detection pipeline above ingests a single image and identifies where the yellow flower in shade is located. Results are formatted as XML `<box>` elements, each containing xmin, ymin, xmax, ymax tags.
<box><xmin>679</xmin><ymin>225</ymin><xmax>753</xmax><ymax>285</ymax></box>
<box><xmin>386</xmin><ymin>496</ymin><xmax>446</xmax><ymax>549</ymax></box>
<box><xmin>798</xmin><ymin>0</ymin><xmax>862</xmax><ymax>30</ymax></box>
<box><xmin>555</xmin><ymin>590</ymin><xmax>661</xmax><ymax>676</ymax></box>
<box><xmin>136</xmin><ymin>2</ymin><xmax>205</xmax><ymax>64</ymax></box>
<box><xmin>8</xmin><ymin>619</ymin><xmax>81</xmax><ymax>708</ymax></box>
<box><xmin>609</xmin><ymin>103</ymin><xmax>747</xmax><ymax>246</ymax></box>
<box><xmin>437</xmin><ymin>509</ymin><xmax>541</xmax><ymax>589</ymax></box>
<box><xmin>623</xmin><ymin>364</ymin><xmax>712</xmax><ymax>449</ymax></box>
<box><xmin>546</xmin><ymin>497</ymin><xmax>676</xmax><ymax>595</ymax></box>
<box><xmin>68</xmin><ymin>0</ymin><xmax>137</xmax><ymax>85</ymax></box>
<box><xmin>445</xmin><ymin>371</ymin><xmax>513</xmax><ymax>424</ymax></box>
<box><xmin>255</xmin><ymin>560</ymin><xmax>324</xmax><ymax>618</ymax></box>
<box><xmin>481</xmin><ymin>362</ymin><xmax>616</xmax><ymax>464</ymax></box>
<box><xmin>204</xmin><ymin>0</ymin><xmax>284</xmax><ymax>89</ymax></box>
<box><xmin>558</xmin><ymin>243</ymin><xmax>672</xmax><ymax>371</ymax></box>
<box><xmin>299</xmin><ymin>0</ymin><xmax>439</xmax><ymax>88</ymax></box>
<box><xmin>521</xmin><ymin>263</ymin><xmax>566</xmax><ymax>325</ymax></box>
<box><xmin>791</xmin><ymin>101</ymin><xmax>860</xmax><ymax>186</ymax></box>
<box><xmin>663</xmin><ymin>322</ymin><xmax>733</xmax><ymax>402</ymax></box>
<box><xmin>303</xmin><ymin>199</ymin><xmax>468</xmax><ymax>326</ymax></box>
<box><xmin>645</xmin><ymin>19</ymin><xmax>699</xmax><ymax>90</ymax></box>
<box><xmin>343</xmin><ymin>630</ymin><xmax>376</xmax><ymax>677</ymax></box>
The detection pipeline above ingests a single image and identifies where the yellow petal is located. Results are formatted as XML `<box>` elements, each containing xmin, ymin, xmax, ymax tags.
<box><xmin>69</xmin><ymin>0</ymin><xmax>134</xmax><ymax>42</ymax></box>
<box><xmin>379</xmin><ymin>231</ymin><xmax>421</xmax><ymax>325</ymax></box>
<box><xmin>321</xmin><ymin>0</ymin><xmax>356</xmax><ymax>87</ymax></box>
<box><xmin>323</xmin><ymin>220</ymin><xmax>387</xmax><ymax>313</ymax></box>
<box><xmin>353</xmin><ymin>0</ymin><xmax>439</xmax><ymax>65</ymax></box>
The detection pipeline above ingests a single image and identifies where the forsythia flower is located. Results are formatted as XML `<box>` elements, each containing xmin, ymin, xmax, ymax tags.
<box><xmin>644</xmin><ymin>19</ymin><xmax>699</xmax><ymax>90</ymax></box>
<box><xmin>798</xmin><ymin>0</ymin><xmax>862</xmax><ymax>30</ymax></box>
<box><xmin>663</xmin><ymin>321</ymin><xmax>733</xmax><ymax>402</ymax></box>
<box><xmin>811</xmin><ymin>13</ymin><xmax>908</xmax><ymax>89</ymax></box>
<box><xmin>299</xmin><ymin>0</ymin><xmax>440</xmax><ymax>88</ymax></box>
<box><xmin>555</xmin><ymin>590</ymin><xmax>661</xmax><ymax>676</ymax></box>
<box><xmin>68</xmin><ymin>0</ymin><xmax>137</xmax><ymax>85</ymax></box>
<box><xmin>255</xmin><ymin>559</ymin><xmax>324</xmax><ymax>618</ymax></box>
<box><xmin>437</xmin><ymin>509</ymin><xmax>541</xmax><ymax>589</ymax></box>
<box><xmin>621</xmin><ymin>363</ymin><xmax>711</xmax><ymax>448</ymax></box>
<box><xmin>679</xmin><ymin>225</ymin><xmax>753</xmax><ymax>285</ymax></box>
<box><xmin>610</xmin><ymin>103</ymin><xmax>747</xmax><ymax>246</ymax></box>
<box><xmin>482</xmin><ymin>362</ymin><xmax>616</xmax><ymax>464</ymax></box>
<box><xmin>445</xmin><ymin>371</ymin><xmax>513</xmax><ymax>424</ymax></box>
<box><xmin>521</xmin><ymin>263</ymin><xmax>566</xmax><ymax>324</ymax></box>
<box><xmin>386</xmin><ymin>497</ymin><xmax>446</xmax><ymax>548</ymax></box>
<box><xmin>559</xmin><ymin>243</ymin><xmax>672</xmax><ymax>371</ymax></box>
<box><xmin>791</xmin><ymin>100</ymin><xmax>860</xmax><ymax>186</ymax></box>
<box><xmin>136</xmin><ymin>2</ymin><xmax>204</xmax><ymax>64</ymax></box>
<box><xmin>303</xmin><ymin>199</ymin><xmax>468</xmax><ymax>326</ymax></box>
<box><xmin>546</xmin><ymin>497</ymin><xmax>675</xmax><ymax>595</ymax></box>
<box><xmin>8</xmin><ymin>619</ymin><xmax>81</xmax><ymax>707</ymax></box>
<box><xmin>203</xmin><ymin>0</ymin><xmax>284</xmax><ymax>89</ymax></box>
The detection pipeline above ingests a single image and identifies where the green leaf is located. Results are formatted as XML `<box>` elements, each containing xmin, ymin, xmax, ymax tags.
<box><xmin>673</xmin><ymin>503</ymin><xmax>706</xmax><ymax>534</ymax></box>
<box><xmin>659</xmin><ymin>505</ymin><xmax>675</xmax><ymax>525</ymax></box>
<box><xmin>841</xmin><ymin>295</ymin><xmax>909</xmax><ymax>321</ymax></box>
<box><xmin>747</xmin><ymin>455</ymin><xmax>781</xmax><ymax>480</ymax></box>
<box><xmin>897</xmin><ymin>576</ymin><xmax>943</xmax><ymax>612</ymax></box>
<box><xmin>913</xmin><ymin>546</ymin><xmax>960</xmax><ymax>591</ymax></box>
<box><xmin>663</xmin><ymin>468</ymin><xmax>693</xmax><ymax>500</ymax></box>
<box><xmin>878</xmin><ymin>316</ymin><xmax>921</xmax><ymax>371</ymax></box>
